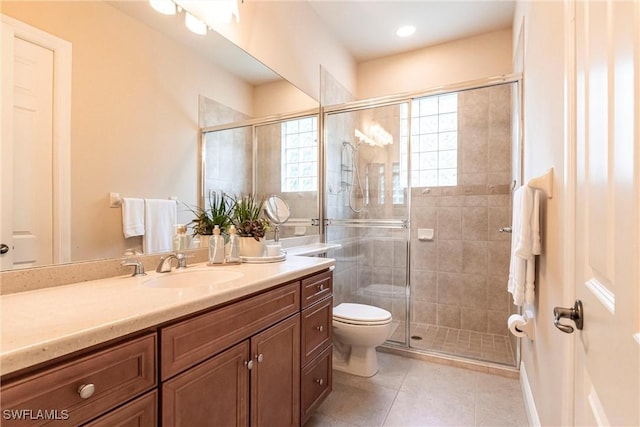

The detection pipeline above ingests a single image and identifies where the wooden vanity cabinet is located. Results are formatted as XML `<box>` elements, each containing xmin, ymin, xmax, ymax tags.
<box><xmin>0</xmin><ymin>268</ymin><xmax>333</xmax><ymax>427</ymax></box>
<box><xmin>160</xmin><ymin>281</ymin><xmax>302</xmax><ymax>427</ymax></box>
<box><xmin>300</xmin><ymin>270</ymin><xmax>333</xmax><ymax>424</ymax></box>
<box><xmin>0</xmin><ymin>333</ymin><xmax>156</xmax><ymax>427</ymax></box>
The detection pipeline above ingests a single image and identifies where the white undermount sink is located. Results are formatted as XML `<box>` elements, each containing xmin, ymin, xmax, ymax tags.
<box><xmin>142</xmin><ymin>269</ymin><xmax>244</xmax><ymax>289</ymax></box>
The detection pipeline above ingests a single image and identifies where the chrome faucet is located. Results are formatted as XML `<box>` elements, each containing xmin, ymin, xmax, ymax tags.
<box><xmin>156</xmin><ymin>253</ymin><xmax>188</xmax><ymax>273</ymax></box>
<box><xmin>121</xmin><ymin>259</ymin><xmax>146</xmax><ymax>277</ymax></box>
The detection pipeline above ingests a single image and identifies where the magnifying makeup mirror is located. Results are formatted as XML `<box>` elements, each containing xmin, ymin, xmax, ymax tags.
<box><xmin>264</xmin><ymin>195</ymin><xmax>291</xmax><ymax>242</ymax></box>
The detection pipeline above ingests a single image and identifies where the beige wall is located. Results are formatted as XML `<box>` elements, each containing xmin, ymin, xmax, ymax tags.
<box><xmin>206</xmin><ymin>1</ymin><xmax>357</xmax><ymax>101</ymax></box>
<box><xmin>357</xmin><ymin>29</ymin><xmax>513</xmax><ymax>99</ymax></box>
<box><xmin>2</xmin><ymin>1</ymin><xmax>255</xmax><ymax>261</ymax></box>
<box><xmin>513</xmin><ymin>1</ymin><xmax>569</xmax><ymax>425</ymax></box>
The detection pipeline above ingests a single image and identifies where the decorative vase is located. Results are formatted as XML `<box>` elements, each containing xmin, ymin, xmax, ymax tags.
<box><xmin>238</xmin><ymin>237</ymin><xmax>265</xmax><ymax>257</ymax></box>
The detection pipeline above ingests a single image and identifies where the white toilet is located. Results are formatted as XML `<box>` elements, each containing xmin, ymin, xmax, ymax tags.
<box><xmin>332</xmin><ymin>303</ymin><xmax>393</xmax><ymax>377</ymax></box>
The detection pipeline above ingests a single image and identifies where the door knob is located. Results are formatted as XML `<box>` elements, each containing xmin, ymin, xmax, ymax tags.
<box><xmin>0</xmin><ymin>244</ymin><xmax>9</xmax><ymax>255</ymax></box>
<box><xmin>553</xmin><ymin>300</ymin><xmax>583</xmax><ymax>334</ymax></box>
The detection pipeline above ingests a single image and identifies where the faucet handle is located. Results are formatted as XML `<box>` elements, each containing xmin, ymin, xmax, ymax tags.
<box><xmin>121</xmin><ymin>259</ymin><xmax>146</xmax><ymax>277</ymax></box>
<box><xmin>175</xmin><ymin>252</ymin><xmax>194</xmax><ymax>269</ymax></box>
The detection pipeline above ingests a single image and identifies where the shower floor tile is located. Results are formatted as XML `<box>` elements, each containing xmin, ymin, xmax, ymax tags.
<box><xmin>409</xmin><ymin>323</ymin><xmax>516</xmax><ymax>366</ymax></box>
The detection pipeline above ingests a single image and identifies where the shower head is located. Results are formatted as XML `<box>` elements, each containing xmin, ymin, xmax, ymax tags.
<box><xmin>342</xmin><ymin>140</ymin><xmax>360</xmax><ymax>151</ymax></box>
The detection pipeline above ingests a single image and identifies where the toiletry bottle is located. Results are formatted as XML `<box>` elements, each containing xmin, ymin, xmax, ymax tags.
<box><xmin>226</xmin><ymin>225</ymin><xmax>241</xmax><ymax>263</ymax></box>
<box><xmin>173</xmin><ymin>224</ymin><xmax>190</xmax><ymax>251</ymax></box>
<box><xmin>209</xmin><ymin>225</ymin><xmax>225</xmax><ymax>264</ymax></box>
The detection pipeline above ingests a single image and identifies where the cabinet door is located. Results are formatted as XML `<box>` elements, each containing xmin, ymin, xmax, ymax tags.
<box><xmin>250</xmin><ymin>314</ymin><xmax>300</xmax><ymax>427</ymax></box>
<box><xmin>84</xmin><ymin>390</ymin><xmax>157</xmax><ymax>427</ymax></box>
<box><xmin>162</xmin><ymin>341</ymin><xmax>250</xmax><ymax>427</ymax></box>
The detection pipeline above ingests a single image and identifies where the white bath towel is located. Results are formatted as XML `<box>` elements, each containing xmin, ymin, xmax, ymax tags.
<box><xmin>507</xmin><ymin>185</ymin><xmax>541</xmax><ymax>306</ymax></box>
<box><xmin>121</xmin><ymin>197</ymin><xmax>145</xmax><ymax>238</ymax></box>
<box><xmin>142</xmin><ymin>199</ymin><xmax>176</xmax><ymax>254</ymax></box>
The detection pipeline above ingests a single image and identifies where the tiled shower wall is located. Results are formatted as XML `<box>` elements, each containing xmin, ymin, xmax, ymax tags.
<box><xmin>410</xmin><ymin>84</ymin><xmax>513</xmax><ymax>337</ymax></box>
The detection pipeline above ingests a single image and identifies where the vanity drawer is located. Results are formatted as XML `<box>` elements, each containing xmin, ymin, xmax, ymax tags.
<box><xmin>301</xmin><ymin>345</ymin><xmax>332</xmax><ymax>425</ymax></box>
<box><xmin>301</xmin><ymin>297</ymin><xmax>332</xmax><ymax>366</ymax></box>
<box><xmin>1</xmin><ymin>333</ymin><xmax>156</xmax><ymax>427</ymax></box>
<box><xmin>84</xmin><ymin>390</ymin><xmax>157</xmax><ymax>427</ymax></box>
<box><xmin>161</xmin><ymin>282</ymin><xmax>300</xmax><ymax>380</ymax></box>
<box><xmin>301</xmin><ymin>270</ymin><xmax>333</xmax><ymax>309</ymax></box>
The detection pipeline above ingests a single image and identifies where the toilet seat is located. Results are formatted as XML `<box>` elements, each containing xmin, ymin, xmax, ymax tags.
<box><xmin>333</xmin><ymin>303</ymin><xmax>392</xmax><ymax>326</ymax></box>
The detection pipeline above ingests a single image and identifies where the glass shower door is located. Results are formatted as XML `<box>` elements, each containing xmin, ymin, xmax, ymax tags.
<box><xmin>323</xmin><ymin>102</ymin><xmax>410</xmax><ymax>346</ymax></box>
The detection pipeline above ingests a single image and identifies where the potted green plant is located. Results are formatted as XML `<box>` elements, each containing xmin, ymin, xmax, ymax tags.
<box><xmin>231</xmin><ymin>194</ymin><xmax>270</xmax><ymax>256</ymax></box>
<box><xmin>188</xmin><ymin>191</ymin><xmax>232</xmax><ymax>247</ymax></box>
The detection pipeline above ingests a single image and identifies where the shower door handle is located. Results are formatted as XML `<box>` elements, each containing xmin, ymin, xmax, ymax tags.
<box><xmin>499</xmin><ymin>227</ymin><xmax>512</xmax><ymax>233</ymax></box>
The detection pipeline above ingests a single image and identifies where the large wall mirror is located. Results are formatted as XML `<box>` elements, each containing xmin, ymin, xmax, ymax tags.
<box><xmin>201</xmin><ymin>112</ymin><xmax>321</xmax><ymax>241</ymax></box>
<box><xmin>0</xmin><ymin>1</ymin><xmax>318</xmax><ymax>271</ymax></box>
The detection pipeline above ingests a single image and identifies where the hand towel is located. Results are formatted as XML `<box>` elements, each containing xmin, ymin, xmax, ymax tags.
<box><xmin>507</xmin><ymin>185</ymin><xmax>542</xmax><ymax>306</ymax></box>
<box><xmin>121</xmin><ymin>197</ymin><xmax>145</xmax><ymax>238</ymax></box>
<box><xmin>142</xmin><ymin>199</ymin><xmax>177</xmax><ymax>254</ymax></box>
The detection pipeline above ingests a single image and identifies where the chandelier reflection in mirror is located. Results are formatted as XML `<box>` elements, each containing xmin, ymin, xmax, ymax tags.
<box><xmin>149</xmin><ymin>0</ymin><xmax>240</xmax><ymax>35</ymax></box>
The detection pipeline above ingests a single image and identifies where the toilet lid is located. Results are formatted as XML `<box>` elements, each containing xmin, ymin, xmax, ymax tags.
<box><xmin>333</xmin><ymin>303</ymin><xmax>392</xmax><ymax>325</ymax></box>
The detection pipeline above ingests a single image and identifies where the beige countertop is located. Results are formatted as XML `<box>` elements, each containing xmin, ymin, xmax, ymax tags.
<box><xmin>0</xmin><ymin>255</ymin><xmax>335</xmax><ymax>376</ymax></box>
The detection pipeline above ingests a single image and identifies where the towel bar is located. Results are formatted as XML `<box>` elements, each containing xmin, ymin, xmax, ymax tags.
<box><xmin>109</xmin><ymin>192</ymin><xmax>179</xmax><ymax>208</ymax></box>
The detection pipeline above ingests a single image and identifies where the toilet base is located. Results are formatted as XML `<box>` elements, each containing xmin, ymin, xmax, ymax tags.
<box><xmin>333</xmin><ymin>345</ymin><xmax>380</xmax><ymax>377</ymax></box>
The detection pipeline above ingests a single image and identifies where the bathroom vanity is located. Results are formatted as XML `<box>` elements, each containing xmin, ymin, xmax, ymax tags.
<box><xmin>0</xmin><ymin>256</ymin><xmax>334</xmax><ymax>426</ymax></box>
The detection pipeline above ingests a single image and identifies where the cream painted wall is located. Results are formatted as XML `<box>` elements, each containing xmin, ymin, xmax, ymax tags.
<box><xmin>357</xmin><ymin>29</ymin><xmax>513</xmax><ymax>99</ymax></box>
<box><xmin>513</xmin><ymin>1</ymin><xmax>569</xmax><ymax>425</ymax></box>
<box><xmin>254</xmin><ymin>80</ymin><xmax>318</xmax><ymax>118</ymax></box>
<box><xmin>204</xmin><ymin>1</ymin><xmax>357</xmax><ymax>101</ymax></box>
<box><xmin>1</xmin><ymin>1</ymin><xmax>256</xmax><ymax>261</ymax></box>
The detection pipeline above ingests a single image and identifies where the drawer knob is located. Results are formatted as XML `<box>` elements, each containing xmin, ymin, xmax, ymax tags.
<box><xmin>315</xmin><ymin>325</ymin><xmax>324</xmax><ymax>332</ymax></box>
<box><xmin>256</xmin><ymin>353</ymin><xmax>264</xmax><ymax>363</ymax></box>
<box><xmin>315</xmin><ymin>378</ymin><xmax>324</xmax><ymax>386</ymax></box>
<box><xmin>317</xmin><ymin>284</ymin><xmax>324</xmax><ymax>291</ymax></box>
<box><xmin>77</xmin><ymin>383</ymin><xmax>95</xmax><ymax>399</ymax></box>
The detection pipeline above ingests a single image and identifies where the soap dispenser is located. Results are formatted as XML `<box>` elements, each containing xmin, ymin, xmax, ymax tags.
<box><xmin>173</xmin><ymin>224</ymin><xmax>190</xmax><ymax>251</ymax></box>
<box><xmin>208</xmin><ymin>225</ymin><xmax>225</xmax><ymax>264</ymax></box>
<box><xmin>226</xmin><ymin>225</ymin><xmax>241</xmax><ymax>264</ymax></box>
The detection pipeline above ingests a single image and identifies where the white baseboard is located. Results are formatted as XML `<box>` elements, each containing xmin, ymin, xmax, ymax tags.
<box><xmin>520</xmin><ymin>361</ymin><xmax>541</xmax><ymax>427</ymax></box>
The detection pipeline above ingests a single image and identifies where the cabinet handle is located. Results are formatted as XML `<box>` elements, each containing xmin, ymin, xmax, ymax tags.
<box><xmin>315</xmin><ymin>378</ymin><xmax>324</xmax><ymax>386</ymax></box>
<box><xmin>244</xmin><ymin>360</ymin><xmax>254</xmax><ymax>370</ymax></box>
<box><xmin>255</xmin><ymin>353</ymin><xmax>264</xmax><ymax>363</ymax></box>
<box><xmin>315</xmin><ymin>325</ymin><xmax>324</xmax><ymax>332</ymax></box>
<box><xmin>77</xmin><ymin>383</ymin><xmax>95</xmax><ymax>399</ymax></box>
<box><xmin>316</xmin><ymin>283</ymin><xmax>324</xmax><ymax>291</ymax></box>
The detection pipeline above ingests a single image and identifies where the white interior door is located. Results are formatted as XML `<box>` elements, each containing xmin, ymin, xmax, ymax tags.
<box><xmin>572</xmin><ymin>0</ymin><xmax>640</xmax><ymax>425</ymax></box>
<box><xmin>1</xmin><ymin>28</ymin><xmax>54</xmax><ymax>270</ymax></box>
<box><xmin>0</xmin><ymin>15</ymin><xmax>72</xmax><ymax>270</ymax></box>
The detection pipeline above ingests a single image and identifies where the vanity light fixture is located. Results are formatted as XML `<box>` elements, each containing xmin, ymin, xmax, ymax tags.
<box><xmin>355</xmin><ymin>122</ymin><xmax>393</xmax><ymax>147</ymax></box>
<box><xmin>185</xmin><ymin>11</ymin><xmax>208</xmax><ymax>35</ymax></box>
<box><xmin>149</xmin><ymin>0</ymin><xmax>177</xmax><ymax>15</ymax></box>
<box><xmin>150</xmin><ymin>0</ymin><xmax>242</xmax><ymax>36</ymax></box>
<box><xmin>396</xmin><ymin>25</ymin><xmax>416</xmax><ymax>38</ymax></box>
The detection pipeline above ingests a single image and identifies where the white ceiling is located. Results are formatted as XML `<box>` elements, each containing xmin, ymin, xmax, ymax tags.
<box><xmin>308</xmin><ymin>0</ymin><xmax>516</xmax><ymax>62</ymax></box>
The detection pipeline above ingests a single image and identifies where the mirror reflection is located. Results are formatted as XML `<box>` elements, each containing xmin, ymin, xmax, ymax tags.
<box><xmin>201</xmin><ymin>112</ymin><xmax>320</xmax><ymax>242</ymax></box>
<box><xmin>0</xmin><ymin>1</ymin><xmax>318</xmax><ymax>271</ymax></box>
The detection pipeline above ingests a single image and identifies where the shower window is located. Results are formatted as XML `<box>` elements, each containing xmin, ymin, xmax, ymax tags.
<box><xmin>281</xmin><ymin>116</ymin><xmax>318</xmax><ymax>192</ymax></box>
<box><xmin>400</xmin><ymin>93</ymin><xmax>458</xmax><ymax>188</ymax></box>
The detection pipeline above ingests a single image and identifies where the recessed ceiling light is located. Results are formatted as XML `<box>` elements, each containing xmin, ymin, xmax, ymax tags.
<box><xmin>396</xmin><ymin>25</ymin><xmax>416</xmax><ymax>38</ymax></box>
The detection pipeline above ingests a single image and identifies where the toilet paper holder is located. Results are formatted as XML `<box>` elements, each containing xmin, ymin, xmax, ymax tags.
<box><xmin>508</xmin><ymin>309</ymin><xmax>535</xmax><ymax>340</ymax></box>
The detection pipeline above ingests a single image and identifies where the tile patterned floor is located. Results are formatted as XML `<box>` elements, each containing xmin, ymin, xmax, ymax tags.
<box><xmin>409</xmin><ymin>324</ymin><xmax>516</xmax><ymax>366</ymax></box>
<box><xmin>389</xmin><ymin>322</ymin><xmax>516</xmax><ymax>367</ymax></box>
<box><xmin>305</xmin><ymin>351</ymin><xmax>528</xmax><ymax>427</ymax></box>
